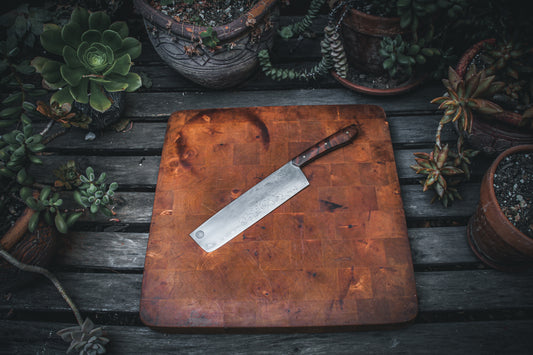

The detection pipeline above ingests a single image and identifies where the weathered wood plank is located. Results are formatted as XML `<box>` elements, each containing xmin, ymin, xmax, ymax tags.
<box><xmin>3</xmin><ymin>270</ymin><xmax>533</xmax><ymax>315</ymax></box>
<box><xmin>401</xmin><ymin>183</ymin><xmax>480</xmax><ymax>219</ymax></box>
<box><xmin>57</xmin><ymin>226</ymin><xmax>477</xmax><ymax>270</ymax></box>
<box><xmin>67</xmin><ymin>183</ymin><xmax>479</xmax><ymax>227</ymax></box>
<box><xmin>42</xmin><ymin>114</ymin><xmax>449</xmax><ymax>153</ymax></box>
<box><xmin>2</xmin><ymin>319</ymin><xmax>533</xmax><ymax>354</ymax></box>
<box><xmin>123</xmin><ymin>86</ymin><xmax>441</xmax><ymax>118</ymax></box>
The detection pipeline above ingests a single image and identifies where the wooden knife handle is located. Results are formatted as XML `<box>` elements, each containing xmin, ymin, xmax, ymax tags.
<box><xmin>292</xmin><ymin>124</ymin><xmax>359</xmax><ymax>167</ymax></box>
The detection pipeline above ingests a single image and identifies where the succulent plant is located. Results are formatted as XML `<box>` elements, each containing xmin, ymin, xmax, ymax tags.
<box><xmin>379</xmin><ymin>33</ymin><xmax>440</xmax><ymax>79</ymax></box>
<box><xmin>32</xmin><ymin>7</ymin><xmax>142</xmax><ymax>113</ymax></box>
<box><xmin>74</xmin><ymin>166</ymin><xmax>118</xmax><ymax>217</ymax></box>
<box><xmin>57</xmin><ymin>317</ymin><xmax>109</xmax><ymax>355</ymax></box>
<box><xmin>279</xmin><ymin>0</ymin><xmax>326</xmax><ymax>39</ymax></box>
<box><xmin>410</xmin><ymin>140</ymin><xmax>476</xmax><ymax>207</ymax></box>
<box><xmin>431</xmin><ymin>65</ymin><xmax>504</xmax><ymax>145</ymax></box>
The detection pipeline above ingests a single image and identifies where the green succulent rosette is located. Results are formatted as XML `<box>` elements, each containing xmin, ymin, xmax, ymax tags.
<box><xmin>32</xmin><ymin>7</ymin><xmax>141</xmax><ymax>112</ymax></box>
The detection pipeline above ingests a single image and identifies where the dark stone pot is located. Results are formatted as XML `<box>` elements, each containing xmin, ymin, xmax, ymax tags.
<box><xmin>0</xmin><ymin>208</ymin><xmax>58</xmax><ymax>292</ymax></box>
<box><xmin>74</xmin><ymin>90</ymin><xmax>125</xmax><ymax>131</ymax></box>
<box><xmin>133</xmin><ymin>0</ymin><xmax>278</xmax><ymax>89</ymax></box>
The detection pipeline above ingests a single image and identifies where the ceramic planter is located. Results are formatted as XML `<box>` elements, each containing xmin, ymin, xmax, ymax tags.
<box><xmin>133</xmin><ymin>0</ymin><xmax>278</xmax><ymax>89</ymax></box>
<box><xmin>333</xmin><ymin>7</ymin><xmax>424</xmax><ymax>95</ymax></box>
<box><xmin>456</xmin><ymin>39</ymin><xmax>533</xmax><ymax>155</ymax></box>
<box><xmin>467</xmin><ymin>145</ymin><xmax>533</xmax><ymax>271</ymax></box>
<box><xmin>0</xmin><ymin>208</ymin><xmax>57</xmax><ymax>291</ymax></box>
<box><xmin>340</xmin><ymin>7</ymin><xmax>405</xmax><ymax>75</ymax></box>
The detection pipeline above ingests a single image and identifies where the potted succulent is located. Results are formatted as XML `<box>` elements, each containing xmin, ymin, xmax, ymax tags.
<box><xmin>31</xmin><ymin>6</ymin><xmax>142</xmax><ymax>130</ymax></box>
<box><xmin>409</xmin><ymin>64</ymin><xmax>504</xmax><ymax>206</ymax></box>
<box><xmin>410</xmin><ymin>37</ymin><xmax>533</xmax><ymax>206</ymax></box>
<box><xmin>467</xmin><ymin>144</ymin><xmax>533</xmax><ymax>271</ymax></box>
<box><xmin>258</xmin><ymin>0</ymin><xmax>463</xmax><ymax>95</ymax></box>
<box><xmin>454</xmin><ymin>39</ymin><xmax>533</xmax><ymax>155</ymax></box>
<box><xmin>326</xmin><ymin>0</ymin><xmax>465</xmax><ymax>95</ymax></box>
<box><xmin>133</xmin><ymin>0</ymin><xmax>278</xmax><ymax>89</ymax></box>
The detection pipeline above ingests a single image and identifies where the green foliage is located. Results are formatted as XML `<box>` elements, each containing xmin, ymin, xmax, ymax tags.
<box><xmin>199</xmin><ymin>27</ymin><xmax>220</xmax><ymax>49</ymax></box>
<box><xmin>258</xmin><ymin>30</ymin><xmax>334</xmax><ymax>81</ymax></box>
<box><xmin>0</xmin><ymin>124</ymin><xmax>44</xmax><ymax>183</ymax></box>
<box><xmin>0</xmin><ymin>4</ymin><xmax>54</xmax><ymax>49</ymax></box>
<box><xmin>57</xmin><ymin>318</ymin><xmax>109</xmax><ymax>355</ymax></box>
<box><xmin>431</xmin><ymin>65</ymin><xmax>504</xmax><ymax>143</ymax></box>
<box><xmin>279</xmin><ymin>0</ymin><xmax>326</xmax><ymax>39</ymax></box>
<box><xmin>379</xmin><ymin>34</ymin><xmax>440</xmax><ymax>79</ymax></box>
<box><xmin>74</xmin><ymin>166</ymin><xmax>118</xmax><ymax>217</ymax></box>
<box><xmin>33</xmin><ymin>7</ymin><xmax>142</xmax><ymax>113</ymax></box>
<box><xmin>410</xmin><ymin>138</ymin><xmax>478</xmax><ymax>207</ymax></box>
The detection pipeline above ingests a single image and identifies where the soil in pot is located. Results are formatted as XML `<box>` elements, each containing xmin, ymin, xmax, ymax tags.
<box><xmin>151</xmin><ymin>0</ymin><xmax>259</xmax><ymax>26</ymax></box>
<box><xmin>493</xmin><ymin>151</ymin><xmax>533</xmax><ymax>238</ymax></box>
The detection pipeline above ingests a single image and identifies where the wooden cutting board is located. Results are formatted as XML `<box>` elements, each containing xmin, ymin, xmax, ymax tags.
<box><xmin>140</xmin><ymin>105</ymin><xmax>417</xmax><ymax>331</ymax></box>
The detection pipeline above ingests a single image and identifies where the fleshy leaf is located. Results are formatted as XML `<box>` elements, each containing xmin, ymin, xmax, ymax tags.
<box><xmin>102</xmin><ymin>30</ymin><xmax>122</xmax><ymax>51</ymax></box>
<box><xmin>89</xmin><ymin>81</ymin><xmax>111</xmax><ymax>112</ymax></box>
<box><xmin>88</xmin><ymin>11</ymin><xmax>111</xmax><ymax>32</ymax></box>
<box><xmin>117</xmin><ymin>37</ymin><xmax>142</xmax><ymax>60</ymax></box>
<box><xmin>41</xmin><ymin>60</ymin><xmax>63</xmax><ymax>85</ymax></box>
<box><xmin>110</xmin><ymin>21</ymin><xmax>128</xmax><ymax>39</ymax></box>
<box><xmin>81</xmin><ymin>29</ymin><xmax>102</xmax><ymax>44</ymax></box>
<box><xmin>51</xmin><ymin>88</ymin><xmax>74</xmax><ymax>106</ymax></box>
<box><xmin>108</xmin><ymin>54</ymin><xmax>131</xmax><ymax>76</ymax></box>
<box><xmin>61</xmin><ymin>22</ymin><xmax>82</xmax><ymax>48</ymax></box>
<box><xmin>123</xmin><ymin>72</ymin><xmax>142</xmax><ymax>92</ymax></box>
<box><xmin>40</xmin><ymin>26</ymin><xmax>64</xmax><ymax>56</ymax></box>
<box><xmin>63</xmin><ymin>46</ymin><xmax>83</xmax><ymax>68</ymax></box>
<box><xmin>31</xmin><ymin>56</ymin><xmax>49</xmax><ymax>73</ymax></box>
<box><xmin>69</xmin><ymin>77</ymin><xmax>89</xmax><ymax>103</ymax></box>
<box><xmin>70</xmin><ymin>7</ymin><xmax>90</xmax><ymax>31</ymax></box>
<box><xmin>103</xmin><ymin>79</ymin><xmax>128</xmax><ymax>92</ymax></box>
<box><xmin>60</xmin><ymin>64</ymin><xmax>84</xmax><ymax>86</ymax></box>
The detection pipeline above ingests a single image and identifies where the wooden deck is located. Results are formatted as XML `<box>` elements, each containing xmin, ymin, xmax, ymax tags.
<box><xmin>2</xmin><ymin>12</ymin><xmax>533</xmax><ymax>354</ymax></box>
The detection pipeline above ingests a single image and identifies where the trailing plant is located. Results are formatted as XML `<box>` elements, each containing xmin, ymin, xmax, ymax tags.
<box><xmin>0</xmin><ymin>249</ymin><xmax>109</xmax><ymax>355</ymax></box>
<box><xmin>32</xmin><ymin>7</ymin><xmax>142</xmax><ymax>113</ymax></box>
<box><xmin>258</xmin><ymin>23</ymin><xmax>344</xmax><ymax>81</ymax></box>
<box><xmin>279</xmin><ymin>0</ymin><xmax>326</xmax><ymax>39</ymax></box>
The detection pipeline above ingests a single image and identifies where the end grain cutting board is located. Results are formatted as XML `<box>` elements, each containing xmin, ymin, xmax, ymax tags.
<box><xmin>140</xmin><ymin>105</ymin><xmax>417</xmax><ymax>330</ymax></box>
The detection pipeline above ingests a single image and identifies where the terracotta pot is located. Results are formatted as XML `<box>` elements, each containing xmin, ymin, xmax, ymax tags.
<box><xmin>0</xmin><ymin>208</ymin><xmax>58</xmax><ymax>292</ymax></box>
<box><xmin>467</xmin><ymin>145</ymin><xmax>533</xmax><ymax>271</ymax></box>
<box><xmin>340</xmin><ymin>7</ymin><xmax>405</xmax><ymax>76</ymax></box>
<box><xmin>133</xmin><ymin>0</ymin><xmax>278</xmax><ymax>89</ymax></box>
<box><xmin>456</xmin><ymin>39</ymin><xmax>533</xmax><ymax>155</ymax></box>
<box><xmin>331</xmin><ymin>70</ymin><xmax>424</xmax><ymax>96</ymax></box>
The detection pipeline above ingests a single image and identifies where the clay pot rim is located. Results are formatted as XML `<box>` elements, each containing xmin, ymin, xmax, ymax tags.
<box><xmin>0</xmin><ymin>207</ymin><xmax>34</xmax><ymax>251</ymax></box>
<box><xmin>486</xmin><ymin>144</ymin><xmax>533</xmax><ymax>247</ymax></box>
<box><xmin>344</xmin><ymin>7</ymin><xmax>403</xmax><ymax>35</ymax></box>
<box><xmin>133</xmin><ymin>0</ymin><xmax>277</xmax><ymax>41</ymax></box>
<box><xmin>456</xmin><ymin>38</ymin><xmax>530</xmax><ymax>129</ymax></box>
<box><xmin>331</xmin><ymin>70</ymin><xmax>425</xmax><ymax>96</ymax></box>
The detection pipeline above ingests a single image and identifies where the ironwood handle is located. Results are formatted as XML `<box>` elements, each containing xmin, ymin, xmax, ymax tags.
<box><xmin>292</xmin><ymin>124</ymin><xmax>359</xmax><ymax>167</ymax></box>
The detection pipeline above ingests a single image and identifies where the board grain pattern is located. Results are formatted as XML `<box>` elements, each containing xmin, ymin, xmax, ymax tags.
<box><xmin>140</xmin><ymin>105</ymin><xmax>417</xmax><ymax>330</ymax></box>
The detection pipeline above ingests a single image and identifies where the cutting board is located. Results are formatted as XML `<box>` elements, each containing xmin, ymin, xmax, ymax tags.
<box><xmin>140</xmin><ymin>105</ymin><xmax>417</xmax><ymax>330</ymax></box>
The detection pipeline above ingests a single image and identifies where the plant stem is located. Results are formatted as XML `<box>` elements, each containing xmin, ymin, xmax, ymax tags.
<box><xmin>0</xmin><ymin>248</ymin><xmax>83</xmax><ymax>326</ymax></box>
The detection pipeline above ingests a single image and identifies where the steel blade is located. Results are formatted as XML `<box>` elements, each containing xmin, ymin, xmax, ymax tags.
<box><xmin>190</xmin><ymin>162</ymin><xmax>309</xmax><ymax>252</ymax></box>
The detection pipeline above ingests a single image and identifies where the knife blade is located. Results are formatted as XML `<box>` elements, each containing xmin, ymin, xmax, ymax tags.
<box><xmin>190</xmin><ymin>124</ymin><xmax>359</xmax><ymax>252</ymax></box>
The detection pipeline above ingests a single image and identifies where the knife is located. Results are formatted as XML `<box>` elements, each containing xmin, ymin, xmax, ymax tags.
<box><xmin>190</xmin><ymin>124</ymin><xmax>359</xmax><ymax>252</ymax></box>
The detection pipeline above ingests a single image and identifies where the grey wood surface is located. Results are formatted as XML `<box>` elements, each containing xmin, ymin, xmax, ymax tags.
<box><xmin>2</xmin><ymin>11</ymin><xmax>532</xmax><ymax>355</ymax></box>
